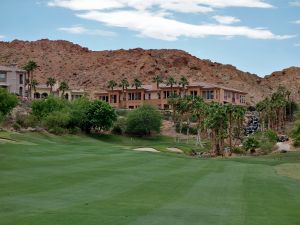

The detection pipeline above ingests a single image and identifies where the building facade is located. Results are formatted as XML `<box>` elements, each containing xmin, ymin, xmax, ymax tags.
<box><xmin>0</xmin><ymin>64</ymin><xmax>26</xmax><ymax>96</ymax></box>
<box><xmin>32</xmin><ymin>81</ymin><xmax>86</xmax><ymax>101</ymax></box>
<box><xmin>94</xmin><ymin>82</ymin><xmax>247</xmax><ymax>109</ymax></box>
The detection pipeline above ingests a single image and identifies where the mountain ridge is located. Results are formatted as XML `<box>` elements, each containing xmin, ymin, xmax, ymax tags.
<box><xmin>0</xmin><ymin>39</ymin><xmax>299</xmax><ymax>103</ymax></box>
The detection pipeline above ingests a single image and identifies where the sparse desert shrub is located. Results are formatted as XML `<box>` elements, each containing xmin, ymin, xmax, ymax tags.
<box><xmin>16</xmin><ymin>113</ymin><xmax>39</xmax><ymax>128</ymax></box>
<box><xmin>112</xmin><ymin>117</ymin><xmax>127</xmax><ymax>135</ymax></box>
<box><xmin>232</xmin><ymin>147</ymin><xmax>245</xmax><ymax>154</ymax></box>
<box><xmin>12</xmin><ymin>122</ymin><xmax>21</xmax><ymax>131</ymax></box>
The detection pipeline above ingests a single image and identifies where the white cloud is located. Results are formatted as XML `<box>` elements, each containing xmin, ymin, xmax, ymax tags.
<box><xmin>289</xmin><ymin>1</ymin><xmax>300</xmax><ymax>7</ymax></box>
<box><xmin>77</xmin><ymin>10</ymin><xmax>293</xmax><ymax>41</ymax></box>
<box><xmin>213</xmin><ymin>15</ymin><xmax>240</xmax><ymax>24</ymax></box>
<box><xmin>48</xmin><ymin>0</ymin><xmax>274</xmax><ymax>12</ymax></box>
<box><xmin>48</xmin><ymin>0</ymin><xmax>294</xmax><ymax>41</ymax></box>
<box><xmin>294</xmin><ymin>20</ymin><xmax>300</xmax><ymax>24</ymax></box>
<box><xmin>0</xmin><ymin>35</ymin><xmax>5</xmax><ymax>39</ymax></box>
<box><xmin>58</xmin><ymin>25</ymin><xmax>116</xmax><ymax>36</ymax></box>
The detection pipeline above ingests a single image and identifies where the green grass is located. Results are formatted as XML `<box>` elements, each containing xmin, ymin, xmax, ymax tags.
<box><xmin>1</xmin><ymin>132</ymin><xmax>300</xmax><ymax>225</ymax></box>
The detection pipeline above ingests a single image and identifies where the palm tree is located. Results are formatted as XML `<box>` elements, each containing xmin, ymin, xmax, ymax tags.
<box><xmin>46</xmin><ymin>77</ymin><xmax>56</xmax><ymax>94</ymax></box>
<box><xmin>107</xmin><ymin>80</ymin><xmax>117</xmax><ymax>91</ymax></box>
<box><xmin>152</xmin><ymin>75</ymin><xmax>163</xmax><ymax>89</ymax></box>
<box><xmin>31</xmin><ymin>79</ymin><xmax>38</xmax><ymax>98</ymax></box>
<box><xmin>119</xmin><ymin>78</ymin><xmax>129</xmax><ymax>107</ymax></box>
<box><xmin>59</xmin><ymin>81</ymin><xmax>69</xmax><ymax>98</ymax></box>
<box><xmin>132</xmin><ymin>78</ymin><xmax>142</xmax><ymax>89</ymax></box>
<box><xmin>178</xmin><ymin>76</ymin><xmax>189</xmax><ymax>96</ymax></box>
<box><xmin>192</xmin><ymin>96</ymin><xmax>206</xmax><ymax>147</ymax></box>
<box><xmin>166</xmin><ymin>76</ymin><xmax>177</xmax><ymax>93</ymax></box>
<box><xmin>23</xmin><ymin>60</ymin><xmax>38</xmax><ymax>99</ymax></box>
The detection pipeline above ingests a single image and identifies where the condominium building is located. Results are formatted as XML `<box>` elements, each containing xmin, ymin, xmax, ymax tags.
<box><xmin>31</xmin><ymin>81</ymin><xmax>86</xmax><ymax>101</ymax></box>
<box><xmin>0</xmin><ymin>64</ymin><xmax>26</xmax><ymax>96</ymax></box>
<box><xmin>94</xmin><ymin>81</ymin><xmax>247</xmax><ymax>109</ymax></box>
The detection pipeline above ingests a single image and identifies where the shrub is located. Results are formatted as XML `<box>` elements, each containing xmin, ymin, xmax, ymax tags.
<box><xmin>112</xmin><ymin>117</ymin><xmax>127</xmax><ymax>135</ymax></box>
<box><xmin>243</xmin><ymin>136</ymin><xmax>260</xmax><ymax>152</ymax></box>
<box><xmin>0</xmin><ymin>88</ymin><xmax>18</xmax><ymax>116</ymax></box>
<box><xmin>69</xmin><ymin>97</ymin><xmax>91</xmax><ymax>131</ymax></box>
<box><xmin>232</xmin><ymin>147</ymin><xmax>245</xmax><ymax>154</ymax></box>
<box><xmin>43</xmin><ymin>111</ymin><xmax>70</xmax><ymax>131</ymax></box>
<box><xmin>292</xmin><ymin>115</ymin><xmax>300</xmax><ymax>147</ymax></box>
<box><xmin>126</xmin><ymin>105</ymin><xmax>162</xmax><ymax>136</ymax></box>
<box><xmin>16</xmin><ymin>113</ymin><xmax>39</xmax><ymax>128</ymax></box>
<box><xmin>264</xmin><ymin>130</ymin><xmax>278</xmax><ymax>143</ymax></box>
<box><xmin>12</xmin><ymin>122</ymin><xmax>21</xmax><ymax>131</ymax></box>
<box><xmin>31</xmin><ymin>96</ymin><xmax>69</xmax><ymax>118</ymax></box>
<box><xmin>115</xmin><ymin>109</ymin><xmax>128</xmax><ymax>117</ymax></box>
<box><xmin>48</xmin><ymin>127</ymin><xmax>67</xmax><ymax>135</ymax></box>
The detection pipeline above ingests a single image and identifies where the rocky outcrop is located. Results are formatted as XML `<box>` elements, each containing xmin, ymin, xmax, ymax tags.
<box><xmin>0</xmin><ymin>39</ymin><xmax>299</xmax><ymax>103</ymax></box>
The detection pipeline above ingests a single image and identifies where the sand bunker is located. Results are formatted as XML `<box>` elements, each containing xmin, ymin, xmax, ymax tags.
<box><xmin>133</xmin><ymin>148</ymin><xmax>159</xmax><ymax>153</ymax></box>
<box><xmin>166</xmin><ymin>147</ymin><xmax>184</xmax><ymax>153</ymax></box>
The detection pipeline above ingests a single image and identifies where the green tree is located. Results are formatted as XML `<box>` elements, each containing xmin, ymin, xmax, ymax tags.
<box><xmin>69</xmin><ymin>97</ymin><xmax>91</xmax><ymax>132</ymax></box>
<box><xmin>0</xmin><ymin>88</ymin><xmax>18</xmax><ymax>121</ymax></box>
<box><xmin>46</xmin><ymin>77</ymin><xmax>56</xmax><ymax>94</ymax></box>
<box><xmin>59</xmin><ymin>81</ymin><xmax>69</xmax><ymax>98</ymax></box>
<box><xmin>126</xmin><ymin>105</ymin><xmax>162</xmax><ymax>136</ymax></box>
<box><xmin>85</xmin><ymin>100</ymin><xmax>117</xmax><ymax>133</ymax></box>
<box><xmin>204</xmin><ymin>103</ymin><xmax>228</xmax><ymax>155</ymax></box>
<box><xmin>132</xmin><ymin>78</ymin><xmax>142</xmax><ymax>89</ymax></box>
<box><xmin>107</xmin><ymin>80</ymin><xmax>117</xmax><ymax>91</ymax></box>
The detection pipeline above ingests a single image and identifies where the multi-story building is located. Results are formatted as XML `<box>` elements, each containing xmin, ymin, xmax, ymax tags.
<box><xmin>0</xmin><ymin>64</ymin><xmax>26</xmax><ymax>96</ymax></box>
<box><xmin>94</xmin><ymin>81</ymin><xmax>247</xmax><ymax>109</ymax></box>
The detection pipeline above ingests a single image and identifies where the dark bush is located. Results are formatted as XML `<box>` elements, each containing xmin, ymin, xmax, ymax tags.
<box><xmin>126</xmin><ymin>105</ymin><xmax>162</xmax><ymax>136</ymax></box>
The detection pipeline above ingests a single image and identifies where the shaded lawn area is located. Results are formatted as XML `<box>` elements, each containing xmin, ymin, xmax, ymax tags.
<box><xmin>0</xmin><ymin>132</ymin><xmax>300</xmax><ymax>225</ymax></box>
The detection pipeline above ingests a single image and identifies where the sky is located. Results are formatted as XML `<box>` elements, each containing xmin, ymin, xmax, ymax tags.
<box><xmin>0</xmin><ymin>0</ymin><xmax>299</xmax><ymax>76</ymax></box>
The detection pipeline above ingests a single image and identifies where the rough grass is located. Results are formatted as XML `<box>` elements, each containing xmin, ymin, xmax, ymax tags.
<box><xmin>275</xmin><ymin>163</ymin><xmax>300</xmax><ymax>180</ymax></box>
<box><xmin>1</xmin><ymin>132</ymin><xmax>300</xmax><ymax>225</ymax></box>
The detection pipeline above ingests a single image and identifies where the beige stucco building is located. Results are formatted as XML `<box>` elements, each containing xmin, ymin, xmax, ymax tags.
<box><xmin>0</xmin><ymin>64</ymin><xmax>26</xmax><ymax>96</ymax></box>
<box><xmin>94</xmin><ymin>81</ymin><xmax>247</xmax><ymax>109</ymax></box>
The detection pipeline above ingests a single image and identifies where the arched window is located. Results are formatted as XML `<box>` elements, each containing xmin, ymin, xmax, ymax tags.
<box><xmin>42</xmin><ymin>93</ymin><xmax>48</xmax><ymax>98</ymax></box>
<box><xmin>34</xmin><ymin>92</ymin><xmax>41</xmax><ymax>99</ymax></box>
<box><xmin>65</xmin><ymin>93</ymin><xmax>69</xmax><ymax>100</ymax></box>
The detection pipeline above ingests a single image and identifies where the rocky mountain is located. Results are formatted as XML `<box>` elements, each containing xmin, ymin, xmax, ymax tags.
<box><xmin>0</xmin><ymin>39</ymin><xmax>299</xmax><ymax>104</ymax></box>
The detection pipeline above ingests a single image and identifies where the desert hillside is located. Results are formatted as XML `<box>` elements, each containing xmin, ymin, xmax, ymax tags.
<box><xmin>0</xmin><ymin>39</ymin><xmax>299</xmax><ymax>103</ymax></box>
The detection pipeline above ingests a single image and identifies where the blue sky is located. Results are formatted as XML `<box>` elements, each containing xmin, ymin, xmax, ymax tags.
<box><xmin>0</xmin><ymin>0</ymin><xmax>299</xmax><ymax>76</ymax></box>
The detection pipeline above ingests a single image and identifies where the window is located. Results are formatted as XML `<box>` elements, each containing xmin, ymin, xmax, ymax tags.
<box><xmin>19</xmin><ymin>87</ymin><xmax>23</xmax><ymax>96</ymax></box>
<box><xmin>19</xmin><ymin>74</ymin><xmax>23</xmax><ymax>84</ymax></box>
<box><xmin>224</xmin><ymin>91</ymin><xmax>232</xmax><ymax>100</ymax></box>
<box><xmin>128</xmin><ymin>92</ymin><xmax>141</xmax><ymax>100</ymax></box>
<box><xmin>202</xmin><ymin>90</ymin><xmax>214</xmax><ymax>100</ymax></box>
<box><xmin>240</xmin><ymin>95</ymin><xmax>246</xmax><ymax>104</ymax></box>
<box><xmin>110</xmin><ymin>95</ymin><xmax>117</xmax><ymax>103</ymax></box>
<box><xmin>148</xmin><ymin>93</ymin><xmax>151</xmax><ymax>100</ymax></box>
<box><xmin>100</xmin><ymin>96</ymin><xmax>109</xmax><ymax>102</ymax></box>
<box><xmin>190</xmin><ymin>91</ymin><xmax>198</xmax><ymax>97</ymax></box>
<box><xmin>0</xmin><ymin>72</ymin><xmax>6</xmax><ymax>82</ymax></box>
